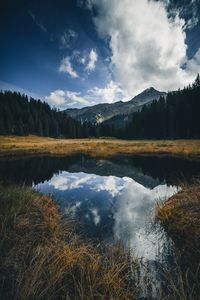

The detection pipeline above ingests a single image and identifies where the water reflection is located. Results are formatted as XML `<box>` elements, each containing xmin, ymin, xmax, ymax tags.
<box><xmin>1</xmin><ymin>154</ymin><xmax>200</xmax><ymax>186</ymax></box>
<box><xmin>35</xmin><ymin>171</ymin><xmax>177</xmax><ymax>260</ymax></box>
<box><xmin>1</xmin><ymin>154</ymin><xmax>199</xmax><ymax>259</ymax></box>
<box><xmin>114</xmin><ymin>180</ymin><xmax>177</xmax><ymax>259</ymax></box>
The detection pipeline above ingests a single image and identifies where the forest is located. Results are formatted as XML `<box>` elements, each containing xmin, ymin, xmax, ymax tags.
<box><xmin>0</xmin><ymin>74</ymin><xmax>200</xmax><ymax>139</ymax></box>
<box><xmin>0</xmin><ymin>91</ymin><xmax>96</xmax><ymax>138</ymax></box>
<box><xmin>117</xmin><ymin>74</ymin><xmax>200</xmax><ymax>139</ymax></box>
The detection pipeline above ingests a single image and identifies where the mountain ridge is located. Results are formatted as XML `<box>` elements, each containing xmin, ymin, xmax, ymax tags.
<box><xmin>64</xmin><ymin>87</ymin><xmax>167</xmax><ymax>126</ymax></box>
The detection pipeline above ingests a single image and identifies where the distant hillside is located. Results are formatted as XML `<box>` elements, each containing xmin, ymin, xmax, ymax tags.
<box><xmin>1</xmin><ymin>75</ymin><xmax>199</xmax><ymax>140</ymax></box>
<box><xmin>64</xmin><ymin>87</ymin><xmax>167</xmax><ymax>127</ymax></box>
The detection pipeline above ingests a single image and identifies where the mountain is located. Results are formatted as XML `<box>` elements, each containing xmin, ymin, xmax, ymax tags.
<box><xmin>64</xmin><ymin>87</ymin><xmax>167</xmax><ymax>127</ymax></box>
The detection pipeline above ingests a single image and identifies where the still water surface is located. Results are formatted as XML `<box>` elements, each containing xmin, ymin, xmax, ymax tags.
<box><xmin>1</xmin><ymin>154</ymin><xmax>200</xmax><ymax>262</ymax></box>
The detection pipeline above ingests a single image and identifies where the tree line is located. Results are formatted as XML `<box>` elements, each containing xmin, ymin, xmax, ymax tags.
<box><xmin>0</xmin><ymin>74</ymin><xmax>200</xmax><ymax>139</ymax></box>
<box><xmin>0</xmin><ymin>91</ymin><xmax>96</xmax><ymax>138</ymax></box>
<box><xmin>116</xmin><ymin>74</ymin><xmax>200</xmax><ymax>139</ymax></box>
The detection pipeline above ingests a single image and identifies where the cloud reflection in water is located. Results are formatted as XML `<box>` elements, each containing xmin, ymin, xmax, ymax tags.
<box><xmin>35</xmin><ymin>171</ymin><xmax>177</xmax><ymax>260</ymax></box>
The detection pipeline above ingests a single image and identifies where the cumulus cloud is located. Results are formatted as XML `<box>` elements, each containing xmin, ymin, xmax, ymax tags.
<box><xmin>59</xmin><ymin>56</ymin><xmax>79</xmax><ymax>78</ymax></box>
<box><xmin>45</xmin><ymin>80</ymin><xmax>127</xmax><ymax>109</ymax></box>
<box><xmin>45</xmin><ymin>90</ymin><xmax>66</xmax><ymax>106</ymax></box>
<box><xmin>60</xmin><ymin>29</ymin><xmax>77</xmax><ymax>48</ymax></box>
<box><xmin>58</xmin><ymin>48</ymin><xmax>98</xmax><ymax>80</ymax></box>
<box><xmin>187</xmin><ymin>48</ymin><xmax>200</xmax><ymax>74</ymax></box>
<box><xmin>72</xmin><ymin>48</ymin><xmax>98</xmax><ymax>72</ymax></box>
<box><xmin>88</xmin><ymin>80</ymin><xmax>127</xmax><ymax>104</ymax></box>
<box><xmin>164</xmin><ymin>0</ymin><xmax>199</xmax><ymax>30</ymax></box>
<box><xmin>88</xmin><ymin>0</ymin><xmax>200</xmax><ymax>96</ymax></box>
<box><xmin>85</xmin><ymin>48</ymin><xmax>98</xmax><ymax>71</ymax></box>
<box><xmin>45</xmin><ymin>90</ymin><xmax>90</xmax><ymax>109</ymax></box>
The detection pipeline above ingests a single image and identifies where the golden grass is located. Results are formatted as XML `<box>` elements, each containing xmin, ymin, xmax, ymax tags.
<box><xmin>0</xmin><ymin>185</ymin><xmax>138</xmax><ymax>300</ymax></box>
<box><xmin>0</xmin><ymin>135</ymin><xmax>200</xmax><ymax>158</ymax></box>
<box><xmin>155</xmin><ymin>185</ymin><xmax>200</xmax><ymax>299</ymax></box>
<box><xmin>156</xmin><ymin>184</ymin><xmax>200</xmax><ymax>253</ymax></box>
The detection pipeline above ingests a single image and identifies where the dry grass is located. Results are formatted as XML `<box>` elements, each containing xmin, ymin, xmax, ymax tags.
<box><xmin>0</xmin><ymin>184</ymin><xmax>138</xmax><ymax>300</ymax></box>
<box><xmin>1</xmin><ymin>135</ymin><xmax>200</xmax><ymax>158</ymax></box>
<box><xmin>155</xmin><ymin>185</ymin><xmax>200</xmax><ymax>299</ymax></box>
<box><xmin>156</xmin><ymin>184</ymin><xmax>200</xmax><ymax>252</ymax></box>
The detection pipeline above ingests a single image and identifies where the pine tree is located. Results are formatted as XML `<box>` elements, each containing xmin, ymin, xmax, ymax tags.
<box><xmin>193</xmin><ymin>73</ymin><xmax>200</xmax><ymax>88</ymax></box>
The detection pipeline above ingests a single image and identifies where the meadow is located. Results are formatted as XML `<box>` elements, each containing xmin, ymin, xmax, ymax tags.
<box><xmin>1</xmin><ymin>135</ymin><xmax>200</xmax><ymax>158</ymax></box>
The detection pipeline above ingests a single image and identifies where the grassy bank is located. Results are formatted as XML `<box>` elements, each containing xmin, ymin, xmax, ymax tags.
<box><xmin>1</xmin><ymin>184</ymin><xmax>200</xmax><ymax>299</ymax></box>
<box><xmin>0</xmin><ymin>184</ymin><xmax>138</xmax><ymax>300</ymax></box>
<box><xmin>156</xmin><ymin>185</ymin><xmax>200</xmax><ymax>299</ymax></box>
<box><xmin>1</xmin><ymin>135</ymin><xmax>200</xmax><ymax>158</ymax></box>
<box><xmin>156</xmin><ymin>185</ymin><xmax>200</xmax><ymax>254</ymax></box>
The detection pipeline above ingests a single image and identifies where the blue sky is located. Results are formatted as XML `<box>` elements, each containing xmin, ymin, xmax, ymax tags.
<box><xmin>0</xmin><ymin>0</ymin><xmax>200</xmax><ymax>109</ymax></box>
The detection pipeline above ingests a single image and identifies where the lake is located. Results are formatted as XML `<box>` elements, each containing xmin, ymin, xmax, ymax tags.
<box><xmin>1</xmin><ymin>154</ymin><xmax>200</xmax><ymax>259</ymax></box>
<box><xmin>1</xmin><ymin>154</ymin><xmax>200</xmax><ymax>297</ymax></box>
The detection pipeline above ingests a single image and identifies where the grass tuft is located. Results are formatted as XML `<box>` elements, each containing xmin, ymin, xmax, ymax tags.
<box><xmin>0</xmin><ymin>184</ymin><xmax>138</xmax><ymax>300</ymax></box>
<box><xmin>155</xmin><ymin>184</ymin><xmax>200</xmax><ymax>299</ymax></box>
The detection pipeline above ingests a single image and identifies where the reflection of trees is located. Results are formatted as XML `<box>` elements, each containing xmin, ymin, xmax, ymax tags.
<box><xmin>111</xmin><ymin>155</ymin><xmax>200</xmax><ymax>185</ymax></box>
<box><xmin>0</xmin><ymin>154</ymin><xmax>200</xmax><ymax>186</ymax></box>
<box><xmin>0</xmin><ymin>155</ymin><xmax>83</xmax><ymax>185</ymax></box>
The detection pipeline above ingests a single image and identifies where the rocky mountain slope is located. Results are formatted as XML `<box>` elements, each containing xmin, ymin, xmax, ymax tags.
<box><xmin>64</xmin><ymin>87</ymin><xmax>167</xmax><ymax>126</ymax></box>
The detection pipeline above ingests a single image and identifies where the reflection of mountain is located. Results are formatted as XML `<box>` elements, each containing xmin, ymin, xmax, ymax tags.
<box><xmin>67</xmin><ymin>157</ymin><xmax>161</xmax><ymax>188</ymax></box>
<box><xmin>0</xmin><ymin>155</ymin><xmax>200</xmax><ymax>186</ymax></box>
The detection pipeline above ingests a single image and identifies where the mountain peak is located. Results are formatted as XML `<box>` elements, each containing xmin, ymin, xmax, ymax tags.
<box><xmin>137</xmin><ymin>87</ymin><xmax>161</xmax><ymax>95</ymax></box>
<box><xmin>130</xmin><ymin>87</ymin><xmax>166</xmax><ymax>105</ymax></box>
<box><xmin>65</xmin><ymin>87</ymin><xmax>167</xmax><ymax>126</ymax></box>
<box><xmin>144</xmin><ymin>87</ymin><xmax>156</xmax><ymax>92</ymax></box>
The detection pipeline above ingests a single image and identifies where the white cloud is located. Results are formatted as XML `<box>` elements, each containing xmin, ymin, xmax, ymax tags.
<box><xmin>169</xmin><ymin>0</ymin><xmax>199</xmax><ymax>30</ymax></box>
<box><xmin>58</xmin><ymin>48</ymin><xmax>97</xmax><ymax>80</ymax></box>
<box><xmin>187</xmin><ymin>49</ymin><xmax>200</xmax><ymax>74</ymax></box>
<box><xmin>45</xmin><ymin>90</ymin><xmax>90</xmax><ymax>109</ymax></box>
<box><xmin>72</xmin><ymin>48</ymin><xmax>98</xmax><ymax>72</ymax></box>
<box><xmin>88</xmin><ymin>0</ymin><xmax>200</xmax><ymax>96</ymax></box>
<box><xmin>45</xmin><ymin>90</ymin><xmax>66</xmax><ymax>106</ymax></box>
<box><xmin>64</xmin><ymin>91</ymin><xmax>89</xmax><ymax>106</ymax></box>
<box><xmin>45</xmin><ymin>80</ymin><xmax>128</xmax><ymax>109</ymax></box>
<box><xmin>59</xmin><ymin>56</ymin><xmax>79</xmax><ymax>78</ymax></box>
<box><xmin>88</xmin><ymin>80</ymin><xmax>128</xmax><ymax>104</ymax></box>
<box><xmin>85</xmin><ymin>48</ymin><xmax>98</xmax><ymax>71</ymax></box>
<box><xmin>60</xmin><ymin>29</ymin><xmax>77</xmax><ymax>48</ymax></box>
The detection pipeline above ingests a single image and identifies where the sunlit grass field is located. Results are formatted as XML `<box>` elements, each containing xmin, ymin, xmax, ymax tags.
<box><xmin>1</xmin><ymin>135</ymin><xmax>200</xmax><ymax>158</ymax></box>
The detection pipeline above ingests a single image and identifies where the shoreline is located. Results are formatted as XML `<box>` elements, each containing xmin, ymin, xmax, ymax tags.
<box><xmin>0</xmin><ymin>184</ymin><xmax>138</xmax><ymax>299</ymax></box>
<box><xmin>156</xmin><ymin>185</ymin><xmax>200</xmax><ymax>258</ymax></box>
<box><xmin>1</xmin><ymin>180</ymin><xmax>200</xmax><ymax>298</ymax></box>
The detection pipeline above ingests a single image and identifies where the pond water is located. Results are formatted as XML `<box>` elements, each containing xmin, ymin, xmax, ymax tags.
<box><xmin>1</xmin><ymin>154</ymin><xmax>200</xmax><ymax>261</ymax></box>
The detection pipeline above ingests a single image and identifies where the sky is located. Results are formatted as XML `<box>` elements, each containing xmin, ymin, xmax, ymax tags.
<box><xmin>0</xmin><ymin>0</ymin><xmax>200</xmax><ymax>109</ymax></box>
